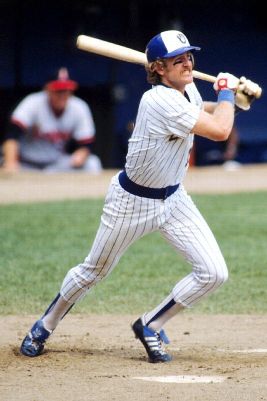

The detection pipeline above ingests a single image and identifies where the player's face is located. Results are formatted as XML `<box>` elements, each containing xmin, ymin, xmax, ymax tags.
<box><xmin>160</xmin><ymin>52</ymin><xmax>194</xmax><ymax>92</ymax></box>
<box><xmin>48</xmin><ymin>90</ymin><xmax>72</xmax><ymax>114</ymax></box>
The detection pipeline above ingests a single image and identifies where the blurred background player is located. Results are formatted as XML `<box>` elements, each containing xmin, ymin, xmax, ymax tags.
<box><xmin>1</xmin><ymin>67</ymin><xmax>102</xmax><ymax>173</ymax></box>
<box><xmin>193</xmin><ymin>125</ymin><xmax>240</xmax><ymax>168</ymax></box>
<box><xmin>220</xmin><ymin>126</ymin><xmax>241</xmax><ymax>169</ymax></box>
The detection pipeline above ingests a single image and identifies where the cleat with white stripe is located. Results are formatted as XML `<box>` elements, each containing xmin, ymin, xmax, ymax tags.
<box><xmin>132</xmin><ymin>318</ymin><xmax>172</xmax><ymax>363</ymax></box>
<box><xmin>20</xmin><ymin>320</ymin><xmax>52</xmax><ymax>357</ymax></box>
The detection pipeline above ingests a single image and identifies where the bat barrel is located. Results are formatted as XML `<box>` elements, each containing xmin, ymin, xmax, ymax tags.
<box><xmin>77</xmin><ymin>35</ymin><xmax>146</xmax><ymax>65</ymax></box>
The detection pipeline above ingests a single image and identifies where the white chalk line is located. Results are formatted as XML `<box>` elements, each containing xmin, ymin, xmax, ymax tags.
<box><xmin>218</xmin><ymin>348</ymin><xmax>267</xmax><ymax>354</ymax></box>
<box><xmin>170</xmin><ymin>347</ymin><xmax>267</xmax><ymax>354</ymax></box>
<box><xmin>132</xmin><ymin>375</ymin><xmax>225</xmax><ymax>384</ymax></box>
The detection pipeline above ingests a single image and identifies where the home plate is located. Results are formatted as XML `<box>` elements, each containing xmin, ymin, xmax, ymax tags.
<box><xmin>132</xmin><ymin>375</ymin><xmax>225</xmax><ymax>384</ymax></box>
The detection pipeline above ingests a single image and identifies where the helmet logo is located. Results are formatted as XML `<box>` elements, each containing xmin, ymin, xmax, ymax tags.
<box><xmin>176</xmin><ymin>33</ymin><xmax>187</xmax><ymax>44</ymax></box>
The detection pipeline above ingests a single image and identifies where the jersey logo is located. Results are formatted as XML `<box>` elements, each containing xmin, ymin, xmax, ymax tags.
<box><xmin>169</xmin><ymin>134</ymin><xmax>178</xmax><ymax>142</ymax></box>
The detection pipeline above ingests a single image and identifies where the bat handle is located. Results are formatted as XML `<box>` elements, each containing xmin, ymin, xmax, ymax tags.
<box><xmin>193</xmin><ymin>70</ymin><xmax>216</xmax><ymax>83</ymax></box>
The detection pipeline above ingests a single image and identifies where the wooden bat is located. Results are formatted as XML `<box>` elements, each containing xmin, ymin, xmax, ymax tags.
<box><xmin>76</xmin><ymin>35</ymin><xmax>262</xmax><ymax>99</ymax></box>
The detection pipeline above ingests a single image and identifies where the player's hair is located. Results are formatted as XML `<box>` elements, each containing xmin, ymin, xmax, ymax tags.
<box><xmin>145</xmin><ymin>59</ymin><xmax>166</xmax><ymax>85</ymax></box>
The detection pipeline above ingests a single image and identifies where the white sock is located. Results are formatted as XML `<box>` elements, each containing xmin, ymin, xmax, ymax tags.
<box><xmin>143</xmin><ymin>293</ymin><xmax>184</xmax><ymax>332</ymax></box>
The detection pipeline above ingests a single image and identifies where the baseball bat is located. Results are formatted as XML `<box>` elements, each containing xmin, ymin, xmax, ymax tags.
<box><xmin>76</xmin><ymin>35</ymin><xmax>262</xmax><ymax>99</ymax></box>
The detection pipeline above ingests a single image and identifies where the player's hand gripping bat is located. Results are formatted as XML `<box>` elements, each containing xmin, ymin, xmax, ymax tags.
<box><xmin>76</xmin><ymin>35</ymin><xmax>262</xmax><ymax>99</ymax></box>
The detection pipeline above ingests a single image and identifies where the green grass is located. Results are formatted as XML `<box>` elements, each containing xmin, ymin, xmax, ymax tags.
<box><xmin>0</xmin><ymin>192</ymin><xmax>267</xmax><ymax>315</ymax></box>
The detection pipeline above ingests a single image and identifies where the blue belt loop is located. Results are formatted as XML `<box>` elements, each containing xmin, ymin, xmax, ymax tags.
<box><xmin>118</xmin><ymin>171</ymin><xmax>179</xmax><ymax>200</ymax></box>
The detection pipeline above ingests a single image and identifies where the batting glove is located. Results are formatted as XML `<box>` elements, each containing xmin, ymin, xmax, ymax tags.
<box><xmin>238</xmin><ymin>76</ymin><xmax>261</xmax><ymax>96</ymax></box>
<box><xmin>213</xmin><ymin>72</ymin><xmax>239</xmax><ymax>93</ymax></box>
<box><xmin>235</xmin><ymin>76</ymin><xmax>259</xmax><ymax>111</ymax></box>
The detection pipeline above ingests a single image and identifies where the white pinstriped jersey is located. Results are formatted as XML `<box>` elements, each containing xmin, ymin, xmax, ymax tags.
<box><xmin>125</xmin><ymin>82</ymin><xmax>202</xmax><ymax>187</ymax></box>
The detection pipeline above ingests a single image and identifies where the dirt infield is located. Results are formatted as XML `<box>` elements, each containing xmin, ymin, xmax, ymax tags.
<box><xmin>1</xmin><ymin>315</ymin><xmax>267</xmax><ymax>401</ymax></box>
<box><xmin>1</xmin><ymin>165</ymin><xmax>267</xmax><ymax>401</ymax></box>
<box><xmin>1</xmin><ymin>163</ymin><xmax>267</xmax><ymax>204</ymax></box>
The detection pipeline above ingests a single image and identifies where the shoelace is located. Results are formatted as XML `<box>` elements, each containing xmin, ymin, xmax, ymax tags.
<box><xmin>154</xmin><ymin>332</ymin><xmax>166</xmax><ymax>355</ymax></box>
<box><xmin>145</xmin><ymin>328</ymin><xmax>170</xmax><ymax>354</ymax></box>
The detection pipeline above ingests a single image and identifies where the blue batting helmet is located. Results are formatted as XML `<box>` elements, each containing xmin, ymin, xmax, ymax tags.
<box><xmin>146</xmin><ymin>30</ymin><xmax>201</xmax><ymax>63</ymax></box>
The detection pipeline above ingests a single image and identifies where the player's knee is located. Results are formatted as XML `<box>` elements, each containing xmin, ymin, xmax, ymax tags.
<box><xmin>196</xmin><ymin>264</ymin><xmax>228</xmax><ymax>289</ymax></box>
<box><xmin>76</xmin><ymin>262</ymin><xmax>109</xmax><ymax>284</ymax></box>
<box><xmin>213</xmin><ymin>268</ymin><xmax>228</xmax><ymax>289</ymax></box>
<box><xmin>60</xmin><ymin>262</ymin><xmax>109</xmax><ymax>303</ymax></box>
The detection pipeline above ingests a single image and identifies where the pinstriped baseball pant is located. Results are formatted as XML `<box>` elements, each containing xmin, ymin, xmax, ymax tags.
<box><xmin>60</xmin><ymin>173</ymin><xmax>228</xmax><ymax>307</ymax></box>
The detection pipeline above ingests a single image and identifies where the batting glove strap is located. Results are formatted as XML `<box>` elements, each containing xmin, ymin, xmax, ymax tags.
<box><xmin>217</xmin><ymin>89</ymin><xmax>235</xmax><ymax>105</ymax></box>
<box><xmin>234</xmin><ymin>105</ymin><xmax>243</xmax><ymax>115</ymax></box>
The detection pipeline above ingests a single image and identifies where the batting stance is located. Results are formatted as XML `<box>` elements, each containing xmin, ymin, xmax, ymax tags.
<box><xmin>20</xmin><ymin>30</ymin><xmax>259</xmax><ymax>363</ymax></box>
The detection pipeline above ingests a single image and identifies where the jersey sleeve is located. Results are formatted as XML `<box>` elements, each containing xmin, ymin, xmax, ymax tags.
<box><xmin>72</xmin><ymin>99</ymin><xmax>96</xmax><ymax>145</ymax></box>
<box><xmin>4</xmin><ymin>121</ymin><xmax>25</xmax><ymax>140</ymax></box>
<box><xmin>11</xmin><ymin>94</ymin><xmax>38</xmax><ymax>129</ymax></box>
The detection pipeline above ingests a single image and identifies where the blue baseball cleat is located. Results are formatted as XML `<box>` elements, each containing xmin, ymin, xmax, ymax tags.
<box><xmin>132</xmin><ymin>318</ymin><xmax>172</xmax><ymax>363</ymax></box>
<box><xmin>20</xmin><ymin>320</ymin><xmax>52</xmax><ymax>357</ymax></box>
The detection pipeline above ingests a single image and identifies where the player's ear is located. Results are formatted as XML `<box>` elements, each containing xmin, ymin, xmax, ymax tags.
<box><xmin>189</xmin><ymin>52</ymin><xmax>195</xmax><ymax>68</ymax></box>
<box><xmin>154</xmin><ymin>60</ymin><xmax>165</xmax><ymax>76</ymax></box>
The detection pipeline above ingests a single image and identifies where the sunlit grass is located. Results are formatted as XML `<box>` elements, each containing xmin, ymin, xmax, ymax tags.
<box><xmin>1</xmin><ymin>192</ymin><xmax>266</xmax><ymax>315</ymax></box>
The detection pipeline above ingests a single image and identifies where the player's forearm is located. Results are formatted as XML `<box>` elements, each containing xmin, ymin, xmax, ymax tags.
<box><xmin>212</xmin><ymin>101</ymin><xmax>235</xmax><ymax>139</ymax></box>
<box><xmin>205</xmin><ymin>73</ymin><xmax>236</xmax><ymax>141</ymax></box>
<box><xmin>70</xmin><ymin>147</ymin><xmax>90</xmax><ymax>168</ymax></box>
<box><xmin>2</xmin><ymin>139</ymin><xmax>20</xmax><ymax>171</ymax></box>
<box><xmin>203</xmin><ymin>101</ymin><xmax>217</xmax><ymax>114</ymax></box>
<box><xmin>193</xmin><ymin>101</ymin><xmax>234</xmax><ymax>142</ymax></box>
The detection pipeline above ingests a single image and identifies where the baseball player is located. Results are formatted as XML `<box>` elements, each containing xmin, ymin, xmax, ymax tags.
<box><xmin>20</xmin><ymin>31</ymin><xmax>258</xmax><ymax>363</ymax></box>
<box><xmin>2</xmin><ymin>67</ymin><xmax>102</xmax><ymax>173</ymax></box>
